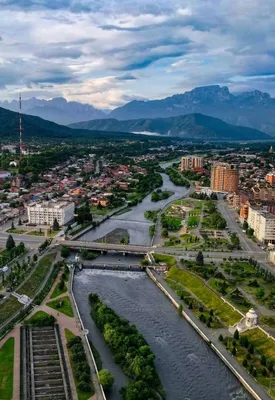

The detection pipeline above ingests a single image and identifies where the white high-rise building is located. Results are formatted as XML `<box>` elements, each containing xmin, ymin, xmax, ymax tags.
<box><xmin>247</xmin><ymin>206</ymin><xmax>275</xmax><ymax>243</ymax></box>
<box><xmin>27</xmin><ymin>201</ymin><xmax>75</xmax><ymax>226</ymax></box>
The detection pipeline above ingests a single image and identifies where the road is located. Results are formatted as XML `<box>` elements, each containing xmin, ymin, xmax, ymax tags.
<box><xmin>0</xmin><ymin>231</ymin><xmax>44</xmax><ymax>249</ymax></box>
<box><xmin>218</xmin><ymin>200</ymin><xmax>260</xmax><ymax>253</ymax></box>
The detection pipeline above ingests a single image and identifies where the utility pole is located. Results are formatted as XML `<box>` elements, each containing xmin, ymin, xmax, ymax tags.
<box><xmin>19</xmin><ymin>94</ymin><xmax>23</xmax><ymax>163</ymax></box>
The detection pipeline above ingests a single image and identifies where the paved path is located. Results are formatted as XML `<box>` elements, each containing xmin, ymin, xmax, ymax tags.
<box><xmin>152</xmin><ymin>271</ymin><xmax>272</xmax><ymax>400</ymax></box>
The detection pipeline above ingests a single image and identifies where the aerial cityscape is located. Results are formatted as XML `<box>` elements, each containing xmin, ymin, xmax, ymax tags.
<box><xmin>0</xmin><ymin>1</ymin><xmax>275</xmax><ymax>400</ymax></box>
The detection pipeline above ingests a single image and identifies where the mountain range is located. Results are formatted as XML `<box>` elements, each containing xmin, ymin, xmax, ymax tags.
<box><xmin>69</xmin><ymin>113</ymin><xmax>270</xmax><ymax>141</ymax></box>
<box><xmin>108</xmin><ymin>85</ymin><xmax>275</xmax><ymax>135</ymax></box>
<box><xmin>0</xmin><ymin>106</ymin><xmax>126</xmax><ymax>141</ymax></box>
<box><xmin>0</xmin><ymin>97</ymin><xmax>106</xmax><ymax>125</ymax></box>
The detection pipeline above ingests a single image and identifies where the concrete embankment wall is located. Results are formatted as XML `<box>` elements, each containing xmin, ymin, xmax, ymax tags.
<box><xmin>70</xmin><ymin>269</ymin><xmax>107</xmax><ymax>400</ymax></box>
<box><xmin>146</xmin><ymin>268</ymin><xmax>265</xmax><ymax>400</ymax></box>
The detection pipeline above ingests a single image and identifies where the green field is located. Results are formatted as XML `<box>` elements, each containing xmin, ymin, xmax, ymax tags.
<box><xmin>167</xmin><ymin>266</ymin><xmax>242</xmax><ymax>326</ymax></box>
<box><xmin>187</xmin><ymin>215</ymin><xmax>200</xmax><ymax>227</ymax></box>
<box><xmin>244</xmin><ymin>328</ymin><xmax>275</xmax><ymax>361</ymax></box>
<box><xmin>47</xmin><ymin>296</ymin><xmax>74</xmax><ymax>317</ymax></box>
<box><xmin>17</xmin><ymin>253</ymin><xmax>56</xmax><ymax>298</ymax></box>
<box><xmin>65</xmin><ymin>329</ymin><xmax>95</xmax><ymax>400</ymax></box>
<box><xmin>0</xmin><ymin>296</ymin><xmax>23</xmax><ymax>326</ymax></box>
<box><xmin>50</xmin><ymin>281</ymin><xmax>67</xmax><ymax>299</ymax></box>
<box><xmin>0</xmin><ymin>338</ymin><xmax>14</xmax><ymax>400</ymax></box>
<box><xmin>260</xmin><ymin>316</ymin><xmax>275</xmax><ymax>328</ymax></box>
<box><xmin>153</xmin><ymin>253</ymin><xmax>177</xmax><ymax>268</ymax></box>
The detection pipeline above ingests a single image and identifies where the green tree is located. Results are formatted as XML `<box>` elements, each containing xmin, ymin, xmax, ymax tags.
<box><xmin>243</xmin><ymin>221</ymin><xmax>248</xmax><ymax>230</ymax></box>
<box><xmin>196</xmin><ymin>251</ymin><xmax>204</xmax><ymax>266</ymax></box>
<box><xmin>98</xmin><ymin>369</ymin><xmax>115</xmax><ymax>390</ymax></box>
<box><xmin>6</xmin><ymin>234</ymin><xmax>15</xmax><ymax>251</ymax></box>
<box><xmin>18</xmin><ymin>218</ymin><xmax>22</xmax><ymax>226</ymax></box>
<box><xmin>11</xmin><ymin>221</ymin><xmax>15</xmax><ymax>230</ymax></box>
<box><xmin>53</xmin><ymin>218</ymin><xmax>60</xmax><ymax>231</ymax></box>
<box><xmin>61</xmin><ymin>246</ymin><xmax>70</xmax><ymax>258</ymax></box>
<box><xmin>33</xmin><ymin>254</ymin><xmax>38</xmax><ymax>262</ymax></box>
<box><xmin>233</xmin><ymin>329</ymin><xmax>239</xmax><ymax>340</ymax></box>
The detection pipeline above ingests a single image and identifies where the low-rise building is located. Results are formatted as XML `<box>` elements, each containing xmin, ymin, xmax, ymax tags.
<box><xmin>27</xmin><ymin>201</ymin><xmax>75</xmax><ymax>226</ymax></box>
<box><xmin>247</xmin><ymin>206</ymin><xmax>275</xmax><ymax>243</ymax></box>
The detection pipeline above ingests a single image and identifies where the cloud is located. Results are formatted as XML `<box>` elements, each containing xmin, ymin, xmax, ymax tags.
<box><xmin>0</xmin><ymin>0</ymin><xmax>275</xmax><ymax>108</ymax></box>
<box><xmin>116</xmin><ymin>73</ymin><xmax>137</xmax><ymax>81</ymax></box>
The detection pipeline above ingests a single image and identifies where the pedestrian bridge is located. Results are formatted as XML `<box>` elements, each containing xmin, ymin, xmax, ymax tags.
<box><xmin>58</xmin><ymin>239</ymin><xmax>151</xmax><ymax>254</ymax></box>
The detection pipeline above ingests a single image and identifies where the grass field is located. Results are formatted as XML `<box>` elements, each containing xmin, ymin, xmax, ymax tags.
<box><xmin>153</xmin><ymin>253</ymin><xmax>177</xmax><ymax>268</ymax></box>
<box><xmin>243</xmin><ymin>328</ymin><xmax>275</xmax><ymax>361</ymax></box>
<box><xmin>26</xmin><ymin>310</ymin><xmax>51</xmax><ymax>324</ymax></box>
<box><xmin>260</xmin><ymin>316</ymin><xmax>275</xmax><ymax>328</ymax></box>
<box><xmin>0</xmin><ymin>296</ymin><xmax>23</xmax><ymax>326</ymax></box>
<box><xmin>0</xmin><ymin>337</ymin><xmax>14</xmax><ymax>400</ymax></box>
<box><xmin>17</xmin><ymin>253</ymin><xmax>56</xmax><ymax>298</ymax></box>
<box><xmin>47</xmin><ymin>296</ymin><xmax>73</xmax><ymax>317</ymax></box>
<box><xmin>65</xmin><ymin>329</ymin><xmax>94</xmax><ymax>400</ymax></box>
<box><xmin>50</xmin><ymin>281</ymin><xmax>67</xmax><ymax>299</ymax></box>
<box><xmin>167</xmin><ymin>266</ymin><xmax>242</xmax><ymax>326</ymax></box>
<box><xmin>187</xmin><ymin>215</ymin><xmax>200</xmax><ymax>227</ymax></box>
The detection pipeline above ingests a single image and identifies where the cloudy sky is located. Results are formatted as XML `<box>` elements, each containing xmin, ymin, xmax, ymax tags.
<box><xmin>0</xmin><ymin>0</ymin><xmax>274</xmax><ymax>109</ymax></box>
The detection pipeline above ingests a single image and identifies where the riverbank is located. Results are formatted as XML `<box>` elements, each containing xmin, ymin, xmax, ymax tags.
<box><xmin>73</xmin><ymin>268</ymin><xmax>252</xmax><ymax>400</ymax></box>
<box><xmin>146</xmin><ymin>268</ymin><xmax>272</xmax><ymax>400</ymax></box>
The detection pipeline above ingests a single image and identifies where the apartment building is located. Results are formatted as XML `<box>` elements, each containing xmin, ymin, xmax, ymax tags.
<box><xmin>180</xmin><ymin>156</ymin><xmax>204</xmax><ymax>171</ymax></box>
<box><xmin>265</xmin><ymin>172</ymin><xmax>275</xmax><ymax>185</ymax></box>
<box><xmin>27</xmin><ymin>201</ymin><xmax>75</xmax><ymax>226</ymax></box>
<box><xmin>252</xmin><ymin>185</ymin><xmax>275</xmax><ymax>201</ymax></box>
<box><xmin>211</xmin><ymin>163</ymin><xmax>238</xmax><ymax>193</ymax></box>
<box><xmin>247</xmin><ymin>206</ymin><xmax>275</xmax><ymax>243</ymax></box>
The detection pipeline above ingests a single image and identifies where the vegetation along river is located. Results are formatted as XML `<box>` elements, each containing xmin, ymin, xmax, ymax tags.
<box><xmin>77</xmin><ymin>170</ymin><xmax>189</xmax><ymax>245</ymax></box>
<box><xmin>73</xmin><ymin>269</ymin><xmax>251</xmax><ymax>400</ymax></box>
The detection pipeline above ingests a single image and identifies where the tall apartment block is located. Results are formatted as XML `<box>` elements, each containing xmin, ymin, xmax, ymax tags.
<box><xmin>180</xmin><ymin>156</ymin><xmax>204</xmax><ymax>171</ymax></box>
<box><xmin>211</xmin><ymin>162</ymin><xmax>238</xmax><ymax>193</ymax></box>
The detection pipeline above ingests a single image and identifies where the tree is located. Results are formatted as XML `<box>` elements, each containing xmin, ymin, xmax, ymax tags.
<box><xmin>233</xmin><ymin>329</ymin><xmax>239</xmax><ymax>340</ymax></box>
<box><xmin>242</xmin><ymin>359</ymin><xmax>248</xmax><ymax>368</ymax></box>
<box><xmin>218</xmin><ymin>334</ymin><xmax>223</xmax><ymax>341</ymax></box>
<box><xmin>98</xmin><ymin>369</ymin><xmax>114</xmax><ymax>390</ymax></box>
<box><xmin>248</xmin><ymin>343</ymin><xmax>254</xmax><ymax>354</ymax></box>
<box><xmin>260</xmin><ymin>355</ymin><xmax>266</xmax><ymax>366</ymax></box>
<box><xmin>243</xmin><ymin>221</ymin><xmax>248</xmax><ymax>230</ymax></box>
<box><xmin>33</xmin><ymin>254</ymin><xmax>38</xmax><ymax>262</ymax></box>
<box><xmin>196</xmin><ymin>251</ymin><xmax>204</xmax><ymax>266</ymax></box>
<box><xmin>53</xmin><ymin>218</ymin><xmax>60</xmax><ymax>231</ymax></box>
<box><xmin>6</xmin><ymin>234</ymin><xmax>15</xmax><ymax>251</ymax></box>
<box><xmin>18</xmin><ymin>218</ymin><xmax>22</xmax><ymax>226</ymax></box>
<box><xmin>232</xmin><ymin>347</ymin><xmax>236</xmax><ymax>356</ymax></box>
<box><xmin>61</xmin><ymin>246</ymin><xmax>70</xmax><ymax>258</ymax></box>
<box><xmin>11</xmin><ymin>221</ymin><xmax>15</xmax><ymax>230</ymax></box>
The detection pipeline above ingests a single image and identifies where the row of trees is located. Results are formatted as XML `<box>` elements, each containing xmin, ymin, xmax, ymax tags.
<box><xmin>89</xmin><ymin>293</ymin><xmax>164</xmax><ymax>400</ymax></box>
<box><xmin>165</xmin><ymin>167</ymin><xmax>190</xmax><ymax>187</ymax></box>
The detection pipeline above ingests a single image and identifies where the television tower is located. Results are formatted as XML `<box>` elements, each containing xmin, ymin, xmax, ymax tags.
<box><xmin>19</xmin><ymin>93</ymin><xmax>23</xmax><ymax>162</ymax></box>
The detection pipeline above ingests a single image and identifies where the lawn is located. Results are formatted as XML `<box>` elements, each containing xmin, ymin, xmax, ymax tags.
<box><xmin>50</xmin><ymin>281</ymin><xmax>67</xmax><ymax>299</ymax></box>
<box><xmin>243</xmin><ymin>328</ymin><xmax>275</xmax><ymax>361</ymax></box>
<box><xmin>167</xmin><ymin>266</ymin><xmax>242</xmax><ymax>326</ymax></box>
<box><xmin>187</xmin><ymin>215</ymin><xmax>200</xmax><ymax>227</ymax></box>
<box><xmin>153</xmin><ymin>253</ymin><xmax>177</xmax><ymax>268</ymax></box>
<box><xmin>7</xmin><ymin>229</ymin><xmax>26</xmax><ymax>234</ymax></box>
<box><xmin>0</xmin><ymin>296</ymin><xmax>23</xmax><ymax>326</ymax></box>
<box><xmin>90</xmin><ymin>206</ymin><xmax>111</xmax><ymax>216</ymax></box>
<box><xmin>0</xmin><ymin>337</ymin><xmax>14</xmax><ymax>400</ymax></box>
<box><xmin>208</xmin><ymin>277</ymin><xmax>236</xmax><ymax>295</ymax></box>
<box><xmin>65</xmin><ymin>329</ymin><xmax>95</xmax><ymax>400</ymax></box>
<box><xmin>227</xmin><ymin>289</ymin><xmax>252</xmax><ymax>313</ymax></box>
<box><xmin>26</xmin><ymin>310</ymin><xmax>51</xmax><ymax>324</ymax></box>
<box><xmin>47</xmin><ymin>296</ymin><xmax>74</xmax><ymax>317</ymax></box>
<box><xmin>260</xmin><ymin>316</ymin><xmax>275</xmax><ymax>328</ymax></box>
<box><xmin>17</xmin><ymin>253</ymin><xmax>56</xmax><ymax>298</ymax></box>
<box><xmin>27</xmin><ymin>230</ymin><xmax>44</xmax><ymax>236</ymax></box>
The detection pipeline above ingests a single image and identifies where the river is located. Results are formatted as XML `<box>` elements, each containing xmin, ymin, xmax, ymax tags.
<box><xmin>78</xmin><ymin>171</ymin><xmax>188</xmax><ymax>245</ymax></box>
<box><xmin>73</xmin><ymin>269</ymin><xmax>251</xmax><ymax>400</ymax></box>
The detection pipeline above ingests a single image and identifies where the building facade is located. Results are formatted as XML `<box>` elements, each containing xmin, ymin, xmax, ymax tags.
<box><xmin>27</xmin><ymin>201</ymin><xmax>75</xmax><ymax>226</ymax></box>
<box><xmin>252</xmin><ymin>185</ymin><xmax>275</xmax><ymax>201</ymax></box>
<box><xmin>265</xmin><ymin>172</ymin><xmax>275</xmax><ymax>185</ymax></box>
<box><xmin>211</xmin><ymin>163</ymin><xmax>238</xmax><ymax>193</ymax></box>
<box><xmin>247</xmin><ymin>206</ymin><xmax>275</xmax><ymax>243</ymax></box>
<box><xmin>180</xmin><ymin>156</ymin><xmax>204</xmax><ymax>171</ymax></box>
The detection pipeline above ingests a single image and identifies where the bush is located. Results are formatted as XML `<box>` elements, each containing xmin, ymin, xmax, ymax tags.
<box><xmin>98</xmin><ymin>369</ymin><xmax>115</xmax><ymax>390</ymax></box>
<box><xmin>77</xmin><ymin>381</ymin><xmax>92</xmax><ymax>392</ymax></box>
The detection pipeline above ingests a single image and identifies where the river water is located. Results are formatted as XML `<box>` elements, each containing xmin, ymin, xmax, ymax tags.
<box><xmin>78</xmin><ymin>172</ymin><xmax>188</xmax><ymax>245</ymax></box>
<box><xmin>73</xmin><ymin>269</ymin><xmax>251</xmax><ymax>400</ymax></box>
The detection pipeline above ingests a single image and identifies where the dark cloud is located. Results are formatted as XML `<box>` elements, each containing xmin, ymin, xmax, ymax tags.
<box><xmin>120</xmin><ymin>51</ymin><xmax>185</xmax><ymax>71</ymax></box>
<box><xmin>116</xmin><ymin>73</ymin><xmax>137</xmax><ymax>81</ymax></box>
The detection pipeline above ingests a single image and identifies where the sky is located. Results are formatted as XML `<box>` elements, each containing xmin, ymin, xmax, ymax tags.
<box><xmin>0</xmin><ymin>0</ymin><xmax>274</xmax><ymax>109</ymax></box>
